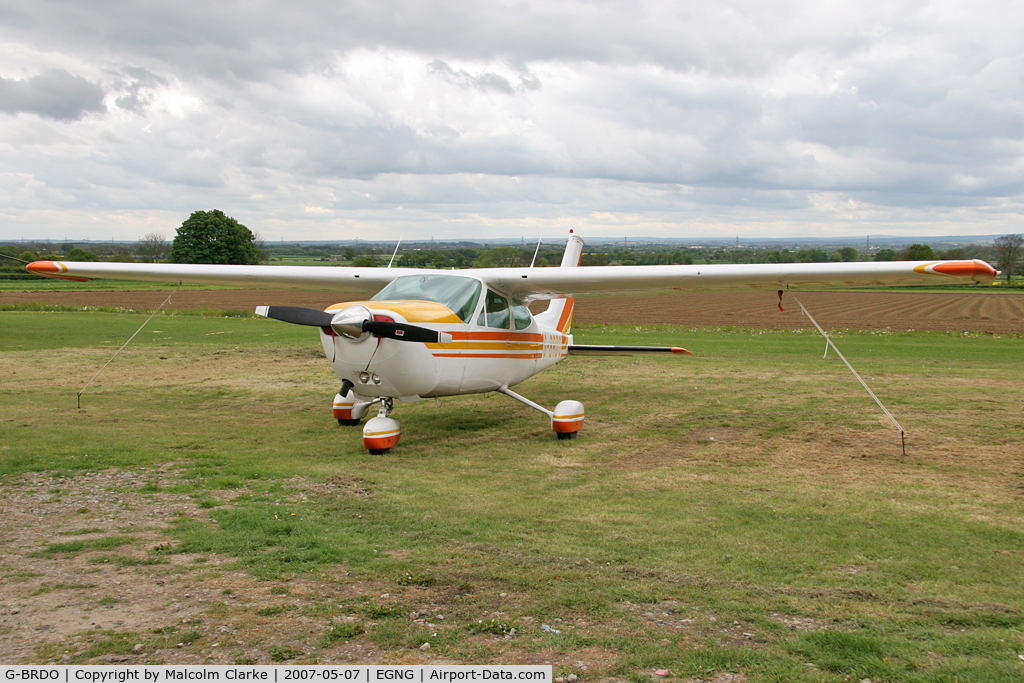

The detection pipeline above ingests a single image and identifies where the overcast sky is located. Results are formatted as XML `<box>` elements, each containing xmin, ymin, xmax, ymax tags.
<box><xmin>1</xmin><ymin>0</ymin><xmax>1022</xmax><ymax>243</ymax></box>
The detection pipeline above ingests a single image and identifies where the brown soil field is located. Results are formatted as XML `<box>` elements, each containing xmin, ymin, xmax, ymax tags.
<box><xmin>3</xmin><ymin>288</ymin><xmax>1023</xmax><ymax>334</ymax></box>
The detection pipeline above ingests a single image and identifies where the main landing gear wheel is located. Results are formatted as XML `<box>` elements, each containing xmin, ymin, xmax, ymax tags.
<box><xmin>333</xmin><ymin>387</ymin><xmax>372</xmax><ymax>426</ymax></box>
<box><xmin>497</xmin><ymin>387</ymin><xmax>585</xmax><ymax>441</ymax></box>
<box><xmin>552</xmin><ymin>400</ymin><xmax>585</xmax><ymax>440</ymax></box>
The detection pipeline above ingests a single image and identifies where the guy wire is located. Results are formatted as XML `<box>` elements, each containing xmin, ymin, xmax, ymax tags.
<box><xmin>790</xmin><ymin>292</ymin><xmax>906</xmax><ymax>454</ymax></box>
<box><xmin>77</xmin><ymin>284</ymin><xmax>181</xmax><ymax>409</ymax></box>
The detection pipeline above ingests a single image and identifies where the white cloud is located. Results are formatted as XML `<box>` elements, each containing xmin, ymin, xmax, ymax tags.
<box><xmin>0</xmin><ymin>0</ymin><xmax>1023</xmax><ymax>240</ymax></box>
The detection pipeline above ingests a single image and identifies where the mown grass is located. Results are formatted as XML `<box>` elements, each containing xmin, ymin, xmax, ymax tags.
<box><xmin>1</xmin><ymin>309</ymin><xmax>1022</xmax><ymax>679</ymax></box>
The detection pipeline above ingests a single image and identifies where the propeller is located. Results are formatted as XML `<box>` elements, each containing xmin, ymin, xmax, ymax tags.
<box><xmin>255</xmin><ymin>305</ymin><xmax>450</xmax><ymax>343</ymax></box>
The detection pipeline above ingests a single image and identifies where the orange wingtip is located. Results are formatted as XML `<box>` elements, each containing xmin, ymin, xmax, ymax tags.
<box><xmin>26</xmin><ymin>261</ymin><xmax>90</xmax><ymax>282</ymax></box>
<box><xmin>930</xmin><ymin>259</ymin><xmax>998</xmax><ymax>279</ymax></box>
<box><xmin>914</xmin><ymin>260</ymin><xmax>998</xmax><ymax>280</ymax></box>
<box><xmin>671</xmin><ymin>347</ymin><xmax>694</xmax><ymax>355</ymax></box>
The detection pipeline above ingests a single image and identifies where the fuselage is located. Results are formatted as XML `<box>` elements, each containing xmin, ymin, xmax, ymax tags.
<box><xmin>318</xmin><ymin>273</ymin><xmax>570</xmax><ymax>402</ymax></box>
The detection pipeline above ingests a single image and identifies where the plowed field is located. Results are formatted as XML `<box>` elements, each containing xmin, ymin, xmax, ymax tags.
<box><xmin>4</xmin><ymin>288</ymin><xmax>1022</xmax><ymax>333</ymax></box>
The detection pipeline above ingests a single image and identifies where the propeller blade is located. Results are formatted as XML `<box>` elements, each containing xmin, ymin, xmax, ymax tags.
<box><xmin>256</xmin><ymin>305</ymin><xmax>451</xmax><ymax>344</ymax></box>
<box><xmin>255</xmin><ymin>306</ymin><xmax>335</xmax><ymax>327</ymax></box>
<box><xmin>361</xmin><ymin>320</ymin><xmax>444</xmax><ymax>343</ymax></box>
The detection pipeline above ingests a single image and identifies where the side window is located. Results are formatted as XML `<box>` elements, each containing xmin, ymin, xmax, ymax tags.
<box><xmin>512</xmin><ymin>300</ymin><xmax>532</xmax><ymax>330</ymax></box>
<box><xmin>476</xmin><ymin>289</ymin><xmax>510</xmax><ymax>329</ymax></box>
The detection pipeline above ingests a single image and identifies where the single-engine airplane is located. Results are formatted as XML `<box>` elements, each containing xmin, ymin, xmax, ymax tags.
<box><xmin>26</xmin><ymin>232</ymin><xmax>998</xmax><ymax>453</ymax></box>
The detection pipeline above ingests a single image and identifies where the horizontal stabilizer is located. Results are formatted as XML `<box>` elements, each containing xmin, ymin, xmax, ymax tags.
<box><xmin>568</xmin><ymin>345</ymin><xmax>693</xmax><ymax>356</ymax></box>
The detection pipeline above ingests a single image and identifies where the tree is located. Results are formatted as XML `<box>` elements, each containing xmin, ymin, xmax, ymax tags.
<box><xmin>836</xmin><ymin>247</ymin><xmax>859</xmax><ymax>262</ymax></box>
<box><xmin>66</xmin><ymin>248</ymin><xmax>98</xmax><ymax>261</ymax></box>
<box><xmin>993</xmin><ymin>234</ymin><xmax>1023</xmax><ymax>283</ymax></box>
<box><xmin>901</xmin><ymin>244</ymin><xmax>936</xmax><ymax>260</ymax></box>
<box><xmin>351</xmin><ymin>256</ymin><xmax>378</xmax><ymax>267</ymax></box>
<box><xmin>171</xmin><ymin>210</ymin><xmax>261</xmax><ymax>265</ymax></box>
<box><xmin>874</xmin><ymin>248</ymin><xmax>896</xmax><ymax>261</ymax></box>
<box><xmin>474</xmin><ymin>247</ymin><xmax>530</xmax><ymax>268</ymax></box>
<box><xmin>135</xmin><ymin>233</ymin><xmax>169</xmax><ymax>263</ymax></box>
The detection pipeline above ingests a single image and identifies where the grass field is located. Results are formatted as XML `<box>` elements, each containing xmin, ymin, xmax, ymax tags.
<box><xmin>1</xmin><ymin>310</ymin><xmax>1022</xmax><ymax>679</ymax></box>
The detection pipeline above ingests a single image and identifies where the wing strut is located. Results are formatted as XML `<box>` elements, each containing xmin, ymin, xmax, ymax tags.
<box><xmin>790</xmin><ymin>292</ymin><xmax>906</xmax><ymax>454</ymax></box>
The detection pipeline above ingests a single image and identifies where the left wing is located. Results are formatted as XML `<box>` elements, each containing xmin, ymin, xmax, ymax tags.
<box><xmin>476</xmin><ymin>259</ymin><xmax>998</xmax><ymax>301</ymax></box>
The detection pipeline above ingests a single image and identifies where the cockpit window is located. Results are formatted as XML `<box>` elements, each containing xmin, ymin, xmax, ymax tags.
<box><xmin>476</xmin><ymin>289</ymin><xmax>510</xmax><ymax>329</ymax></box>
<box><xmin>512</xmin><ymin>299</ymin><xmax>532</xmax><ymax>330</ymax></box>
<box><xmin>371</xmin><ymin>274</ymin><xmax>481</xmax><ymax>323</ymax></box>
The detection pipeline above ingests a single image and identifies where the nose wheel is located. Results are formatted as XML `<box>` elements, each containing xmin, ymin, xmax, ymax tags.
<box><xmin>362</xmin><ymin>397</ymin><xmax>401</xmax><ymax>454</ymax></box>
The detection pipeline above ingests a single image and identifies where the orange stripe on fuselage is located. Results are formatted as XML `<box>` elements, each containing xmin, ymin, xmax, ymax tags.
<box><xmin>447</xmin><ymin>331</ymin><xmax>544</xmax><ymax>342</ymax></box>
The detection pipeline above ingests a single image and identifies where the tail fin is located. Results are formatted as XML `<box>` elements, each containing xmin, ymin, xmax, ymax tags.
<box><xmin>535</xmin><ymin>230</ymin><xmax>584</xmax><ymax>334</ymax></box>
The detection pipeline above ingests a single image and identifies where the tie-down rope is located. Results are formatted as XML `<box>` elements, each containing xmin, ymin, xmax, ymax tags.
<box><xmin>789</xmin><ymin>292</ymin><xmax>906</xmax><ymax>454</ymax></box>
<box><xmin>77</xmin><ymin>285</ymin><xmax>181</xmax><ymax>409</ymax></box>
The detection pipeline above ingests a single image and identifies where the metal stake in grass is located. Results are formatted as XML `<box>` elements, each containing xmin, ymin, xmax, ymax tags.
<box><xmin>77</xmin><ymin>284</ymin><xmax>181</xmax><ymax>409</ymax></box>
<box><xmin>789</xmin><ymin>291</ymin><xmax>907</xmax><ymax>455</ymax></box>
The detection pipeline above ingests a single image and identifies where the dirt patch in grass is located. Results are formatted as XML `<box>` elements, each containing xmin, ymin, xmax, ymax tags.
<box><xmin>0</xmin><ymin>469</ymin><xmax>637</xmax><ymax>668</ymax></box>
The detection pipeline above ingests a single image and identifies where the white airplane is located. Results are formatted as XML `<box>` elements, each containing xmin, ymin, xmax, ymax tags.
<box><xmin>27</xmin><ymin>232</ymin><xmax>997</xmax><ymax>453</ymax></box>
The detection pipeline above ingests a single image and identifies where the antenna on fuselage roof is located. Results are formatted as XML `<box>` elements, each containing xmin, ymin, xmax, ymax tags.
<box><xmin>387</xmin><ymin>235</ymin><xmax>403</xmax><ymax>268</ymax></box>
<box><xmin>530</xmin><ymin>236</ymin><xmax>543</xmax><ymax>268</ymax></box>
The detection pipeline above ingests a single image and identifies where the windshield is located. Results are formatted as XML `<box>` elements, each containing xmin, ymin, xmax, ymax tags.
<box><xmin>371</xmin><ymin>274</ymin><xmax>482</xmax><ymax>323</ymax></box>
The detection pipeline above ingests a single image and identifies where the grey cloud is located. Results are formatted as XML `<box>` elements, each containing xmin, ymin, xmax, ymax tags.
<box><xmin>113</xmin><ymin>67</ymin><xmax>167</xmax><ymax>112</ymax></box>
<box><xmin>0</xmin><ymin>0</ymin><xmax>878</xmax><ymax>82</ymax></box>
<box><xmin>2</xmin><ymin>0</ymin><xmax>1024</xmax><ymax>240</ymax></box>
<box><xmin>428</xmin><ymin>60</ymin><xmax>515</xmax><ymax>94</ymax></box>
<box><xmin>0</xmin><ymin>69</ymin><xmax>106</xmax><ymax>120</ymax></box>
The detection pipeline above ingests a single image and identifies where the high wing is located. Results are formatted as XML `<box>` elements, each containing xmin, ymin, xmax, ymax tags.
<box><xmin>26</xmin><ymin>260</ymin><xmax>415</xmax><ymax>298</ymax></box>
<box><xmin>27</xmin><ymin>247</ymin><xmax>997</xmax><ymax>300</ymax></box>
<box><xmin>482</xmin><ymin>258</ymin><xmax>998</xmax><ymax>301</ymax></box>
